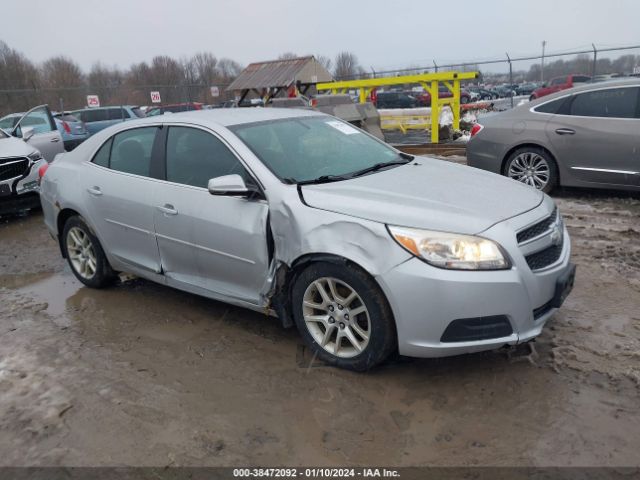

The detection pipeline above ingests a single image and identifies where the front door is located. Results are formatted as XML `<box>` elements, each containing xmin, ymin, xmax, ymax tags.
<box><xmin>82</xmin><ymin>126</ymin><xmax>163</xmax><ymax>273</ymax></box>
<box><xmin>154</xmin><ymin>126</ymin><xmax>270</xmax><ymax>304</ymax></box>
<box><xmin>545</xmin><ymin>86</ymin><xmax>640</xmax><ymax>187</ymax></box>
<box><xmin>14</xmin><ymin>105</ymin><xmax>64</xmax><ymax>162</ymax></box>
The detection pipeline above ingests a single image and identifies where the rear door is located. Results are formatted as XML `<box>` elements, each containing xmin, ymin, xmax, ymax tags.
<box><xmin>14</xmin><ymin>105</ymin><xmax>64</xmax><ymax>161</ymax></box>
<box><xmin>153</xmin><ymin>125</ymin><xmax>270</xmax><ymax>303</ymax></box>
<box><xmin>82</xmin><ymin>126</ymin><xmax>163</xmax><ymax>272</ymax></box>
<box><xmin>545</xmin><ymin>85</ymin><xmax>640</xmax><ymax>186</ymax></box>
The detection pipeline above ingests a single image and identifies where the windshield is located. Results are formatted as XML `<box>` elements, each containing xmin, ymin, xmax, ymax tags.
<box><xmin>231</xmin><ymin>116</ymin><xmax>401</xmax><ymax>183</ymax></box>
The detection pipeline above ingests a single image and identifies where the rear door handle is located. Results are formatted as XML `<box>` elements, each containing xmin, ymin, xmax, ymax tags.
<box><xmin>87</xmin><ymin>186</ymin><xmax>102</xmax><ymax>196</ymax></box>
<box><xmin>157</xmin><ymin>204</ymin><xmax>178</xmax><ymax>215</ymax></box>
<box><xmin>555</xmin><ymin>128</ymin><xmax>575</xmax><ymax>135</ymax></box>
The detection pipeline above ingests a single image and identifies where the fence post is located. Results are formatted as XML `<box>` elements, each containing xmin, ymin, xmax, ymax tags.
<box><xmin>433</xmin><ymin>61</ymin><xmax>438</xmax><ymax>73</ymax></box>
<box><xmin>506</xmin><ymin>53</ymin><xmax>514</xmax><ymax>109</ymax></box>
<box><xmin>592</xmin><ymin>43</ymin><xmax>598</xmax><ymax>78</ymax></box>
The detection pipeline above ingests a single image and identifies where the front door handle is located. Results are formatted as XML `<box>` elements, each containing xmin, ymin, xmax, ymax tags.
<box><xmin>555</xmin><ymin>128</ymin><xmax>575</xmax><ymax>135</ymax></box>
<box><xmin>50</xmin><ymin>137</ymin><xmax>61</xmax><ymax>142</ymax></box>
<box><xmin>87</xmin><ymin>186</ymin><xmax>102</xmax><ymax>196</ymax></box>
<box><xmin>157</xmin><ymin>204</ymin><xmax>178</xmax><ymax>215</ymax></box>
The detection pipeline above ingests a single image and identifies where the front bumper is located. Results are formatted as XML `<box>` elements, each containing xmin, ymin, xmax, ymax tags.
<box><xmin>376</xmin><ymin>203</ymin><xmax>573</xmax><ymax>358</ymax></box>
<box><xmin>0</xmin><ymin>158</ymin><xmax>44</xmax><ymax>215</ymax></box>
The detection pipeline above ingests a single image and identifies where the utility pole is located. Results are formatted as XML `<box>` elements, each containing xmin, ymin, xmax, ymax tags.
<box><xmin>541</xmin><ymin>40</ymin><xmax>547</xmax><ymax>83</ymax></box>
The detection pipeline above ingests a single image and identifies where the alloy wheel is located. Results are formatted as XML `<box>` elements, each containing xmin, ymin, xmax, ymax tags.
<box><xmin>508</xmin><ymin>152</ymin><xmax>550</xmax><ymax>190</ymax></box>
<box><xmin>66</xmin><ymin>226</ymin><xmax>97</xmax><ymax>279</ymax></box>
<box><xmin>302</xmin><ymin>277</ymin><xmax>371</xmax><ymax>358</ymax></box>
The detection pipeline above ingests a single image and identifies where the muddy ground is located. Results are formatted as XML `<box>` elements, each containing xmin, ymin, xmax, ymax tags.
<box><xmin>1</xmin><ymin>160</ymin><xmax>639</xmax><ymax>467</ymax></box>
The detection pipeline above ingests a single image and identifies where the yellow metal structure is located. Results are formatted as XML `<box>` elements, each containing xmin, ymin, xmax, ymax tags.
<box><xmin>317</xmin><ymin>71</ymin><xmax>478</xmax><ymax>143</ymax></box>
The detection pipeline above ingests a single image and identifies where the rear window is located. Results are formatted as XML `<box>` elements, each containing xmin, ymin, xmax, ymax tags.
<box><xmin>57</xmin><ymin>114</ymin><xmax>80</xmax><ymax>122</ymax></box>
<box><xmin>569</xmin><ymin>87</ymin><xmax>639</xmax><ymax>118</ymax></box>
<box><xmin>572</xmin><ymin>75</ymin><xmax>591</xmax><ymax>84</ymax></box>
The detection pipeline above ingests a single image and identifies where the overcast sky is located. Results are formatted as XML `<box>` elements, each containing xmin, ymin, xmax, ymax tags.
<box><xmin>2</xmin><ymin>0</ymin><xmax>639</xmax><ymax>73</ymax></box>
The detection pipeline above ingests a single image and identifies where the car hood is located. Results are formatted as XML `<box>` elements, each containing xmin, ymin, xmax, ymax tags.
<box><xmin>300</xmin><ymin>157</ymin><xmax>544</xmax><ymax>234</ymax></box>
<box><xmin>0</xmin><ymin>135</ymin><xmax>37</xmax><ymax>158</ymax></box>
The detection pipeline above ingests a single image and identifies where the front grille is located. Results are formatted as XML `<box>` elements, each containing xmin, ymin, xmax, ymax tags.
<box><xmin>525</xmin><ymin>238</ymin><xmax>563</xmax><ymax>270</ymax></box>
<box><xmin>0</xmin><ymin>157</ymin><xmax>29</xmax><ymax>181</ymax></box>
<box><xmin>517</xmin><ymin>207</ymin><xmax>558</xmax><ymax>243</ymax></box>
<box><xmin>440</xmin><ymin>315</ymin><xmax>513</xmax><ymax>343</ymax></box>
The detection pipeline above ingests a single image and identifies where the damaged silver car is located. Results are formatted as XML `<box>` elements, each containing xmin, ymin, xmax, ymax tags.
<box><xmin>40</xmin><ymin>109</ymin><xmax>575</xmax><ymax>370</ymax></box>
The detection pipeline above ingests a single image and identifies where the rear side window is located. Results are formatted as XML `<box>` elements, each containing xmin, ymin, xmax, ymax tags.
<box><xmin>83</xmin><ymin>109</ymin><xmax>109</xmax><ymax>122</ymax></box>
<box><xmin>534</xmin><ymin>97</ymin><xmax>570</xmax><ymax>114</ymax></box>
<box><xmin>569</xmin><ymin>87</ymin><xmax>639</xmax><ymax>118</ymax></box>
<box><xmin>108</xmin><ymin>108</ymin><xmax>126</xmax><ymax>120</ymax></box>
<box><xmin>572</xmin><ymin>75</ymin><xmax>591</xmax><ymax>84</ymax></box>
<box><xmin>131</xmin><ymin>107</ymin><xmax>145</xmax><ymax>118</ymax></box>
<box><xmin>92</xmin><ymin>138</ymin><xmax>112</xmax><ymax>167</ymax></box>
<box><xmin>109</xmin><ymin>127</ymin><xmax>158</xmax><ymax>176</ymax></box>
<box><xmin>166</xmin><ymin>126</ymin><xmax>248</xmax><ymax>188</ymax></box>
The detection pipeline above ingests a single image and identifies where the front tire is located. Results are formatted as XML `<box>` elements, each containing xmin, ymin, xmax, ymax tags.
<box><xmin>291</xmin><ymin>262</ymin><xmax>396</xmax><ymax>371</ymax></box>
<box><xmin>504</xmin><ymin>147</ymin><xmax>558</xmax><ymax>193</ymax></box>
<box><xmin>62</xmin><ymin>216</ymin><xmax>117</xmax><ymax>288</ymax></box>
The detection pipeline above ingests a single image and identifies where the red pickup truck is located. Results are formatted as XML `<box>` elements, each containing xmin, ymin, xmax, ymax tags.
<box><xmin>529</xmin><ymin>74</ymin><xmax>591</xmax><ymax>100</ymax></box>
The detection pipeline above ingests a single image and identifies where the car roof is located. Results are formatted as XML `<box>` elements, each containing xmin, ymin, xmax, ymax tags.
<box><xmin>72</xmin><ymin>105</ymin><xmax>139</xmax><ymax>112</ymax></box>
<box><xmin>529</xmin><ymin>78</ymin><xmax>640</xmax><ymax>106</ymax></box>
<box><xmin>132</xmin><ymin>107</ymin><xmax>324</xmax><ymax>128</ymax></box>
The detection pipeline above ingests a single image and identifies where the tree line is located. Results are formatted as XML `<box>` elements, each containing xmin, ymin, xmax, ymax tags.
<box><xmin>0</xmin><ymin>41</ymin><xmax>366</xmax><ymax>116</ymax></box>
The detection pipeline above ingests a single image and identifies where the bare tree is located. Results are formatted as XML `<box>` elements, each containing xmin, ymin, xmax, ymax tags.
<box><xmin>315</xmin><ymin>54</ymin><xmax>332</xmax><ymax>73</ymax></box>
<box><xmin>278</xmin><ymin>52</ymin><xmax>299</xmax><ymax>60</ymax></box>
<box><xmin>333</xmin><ymin>51</ymin><xmax>361</xmax><ymax>80</ymax></box>
<box><xmin>40</xmin><ymin>56</ymin><xmax>85</xmax><ymax>108</ymax></box>
<box><xmin>218</xmin><ymin>58</ymin><xmax>243</xmax><ymax>80</ymax></box>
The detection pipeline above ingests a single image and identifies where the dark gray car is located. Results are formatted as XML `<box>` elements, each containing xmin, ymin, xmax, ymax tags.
<box><xmin>467</xmin><ymin>79</ymin><xmax>640</xmax><ymax>192</ymax></box>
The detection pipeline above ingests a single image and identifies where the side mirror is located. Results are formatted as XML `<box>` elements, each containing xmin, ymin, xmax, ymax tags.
<box><xmin>21</xmin><ymin>127</ymin><xmax>35</xmax><ymax>142</ymax></box>
<box><xmin>208</xmin><ymin>174</ymin><xmax>252</xmax><ymax>197</ymax></box>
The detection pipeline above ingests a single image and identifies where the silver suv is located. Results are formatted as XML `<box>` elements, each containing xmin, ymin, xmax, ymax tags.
<box><xmin>40</xmin><ymin>109</ymin><xmax>575</xmax><ymax>370</ymax></box>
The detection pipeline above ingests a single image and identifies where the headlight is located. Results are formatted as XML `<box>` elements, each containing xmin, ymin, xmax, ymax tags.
<box><xmin>388</xmin><ymin>225</ymin><xmax>510</xmax><ymax>270</ymax></box>
<box><xmin>28</xmin><ymin>151</ymin><xmax>43</xmax><ymax>162</ymax></box>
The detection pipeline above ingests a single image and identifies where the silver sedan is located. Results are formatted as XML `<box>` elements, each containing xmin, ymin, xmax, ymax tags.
<box><xmin>467</xmin><ymin>79</ymin><xmax>640</xmax><ymax>192</ymax></box>
<box><xmin>40</xmin><ymin>109</ymin><xmax>575</xmax><ymax>370</ymax></box>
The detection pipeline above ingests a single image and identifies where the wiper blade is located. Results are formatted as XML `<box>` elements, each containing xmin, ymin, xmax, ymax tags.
<box><xmin>348</xmin><ymin>158</ymin><xmax>411</xmax><ymax>179</ymax></box>
<box><xmin>295</xmin><ymin>174</ymin><xmax>350</xmax><ymax>186</ymax></box>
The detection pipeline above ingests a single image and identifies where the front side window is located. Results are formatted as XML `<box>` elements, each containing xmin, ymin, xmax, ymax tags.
<box><xmin>551</xmin><ymin>77</ymin><xmax>567</xmax><ymax>86</ymax></box>
<box><xmin>166</xmin><ymin>127</ymin><xmax>248</xmax><ymax>188</ymax></box>
<box><xmin>569</xmin><ymin>87</ymin><xmax>639</xmax><ymax>118</ymax></box>
<box><xmin>231</xmin><ymin>116</ymin><xmax>401</xmax><ymax>183</ymax></box>
<box><xmin>109</xmin><ymin>127</ymin><xmax>158</xmax><ymax>176</ymax></box>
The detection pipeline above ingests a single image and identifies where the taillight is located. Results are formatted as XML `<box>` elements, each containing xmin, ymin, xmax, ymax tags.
<box><xmin>62</xmin><ymin>121</ymin><xmax>71</xmax><ymax>134</ymax></box>
<box><xmin>38</xmin><ymin>163</ymin><xmax>49</xmax><ymax>184</ymax></box>
<box><xmin>470</xmin><ymin>123</ymin><xmax>484</xmax><ymax>137</ymax></box>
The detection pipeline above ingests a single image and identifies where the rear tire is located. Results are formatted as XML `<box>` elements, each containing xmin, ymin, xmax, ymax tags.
<box><xmin>504</xmin><ymin>147</ymin><xmax>558</xmax><ymax>193</ymax></box>
<box><xmin>291</xmin><ymin>261</ymin><xmax>396</xmax><ymax>371</ymax></box>
<box><xmin>62</xmin><ymin>216</ymin><xmax>117</xmax><ymax>288</ymax></box>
